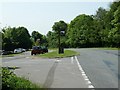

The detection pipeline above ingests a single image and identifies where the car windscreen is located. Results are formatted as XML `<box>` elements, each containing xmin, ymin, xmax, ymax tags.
<box><xmin>32</xmin><ymin>46</ymin><xmax>38</xmax><ymax>50</ymax></box>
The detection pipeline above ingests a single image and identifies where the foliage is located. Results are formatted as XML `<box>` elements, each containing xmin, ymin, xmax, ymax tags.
<box><xmin>66</xmin><ymin>1</ymin><xmax>120</xmax><ymax>48</ymax></box>
<box><xmin>2</xmin><ymin>1</ymin><xmax>120</xmax><ymax>49</ymax></box>
<box><xmin>2</xmin><ymin>27</ymin><xmax>32</xmax><ymax>51</ymax></box>
<box><xmin>46</xmin><ymin>1</ymin><xmax>120</xmax><ymax>48</ymax></box>
<box><xmin>46</xmin><ymin>31</ymin><xmax>58</xmax><ymax>48</ymax></box>
<box><xmin>67</xmin><ymin>14</ymin><xmax>96</xmax><ymax>47</ymax></box>
<box><xmin>47</xmin><ymin>21</ymin><xmax>67</xmax><ymax>48</ymax></box>
<box><xmin>52</xmin><ymin>20</ymin><xmax>67</xmax><ymax>34</ymax></box>
<box><xmin>31</xmin><ymin>31</ymin><xmax>43</xmax><ymax>43</ymax></box>
<box><xmin>31</xmin><ymin>31</ymin><xmax>48</xmax><ymax>47</ymax></box>
<box><xmin>2</xmin><ymin>67</ymin><xmax>41</xmax><ymax>89</ymax></box>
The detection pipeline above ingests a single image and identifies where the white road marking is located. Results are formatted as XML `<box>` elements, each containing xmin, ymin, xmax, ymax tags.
<box><xmin>75</xmin><ymin>56</ymin><xmax>95</xmax><ymax>88</ymax></box>
<box><xmin>87</xmin><ymin>81</ymin><xmax>92</xmax><ymax>84</ymax></box>
<box><xmin>81</xmin><ymin>71</ymin><xmax>85</xmax><ymax>74</ymax></box>
<box><xmin>85</xmin><ymin>78</ymin><xmax>89</xmax><ymax>81</ymax></box>
<box><xmin>56</xmin><ymin>60</ymin><xmax>61</xmax><ymax>62</ymax></box>
<box><xmin>71</xmin><ymin>57</ymin><xmax>74</xmax><ymax>64</ymax></box>
<box><xmin>88</xmin><ymin>85</ymin><xmax>94</xmax><ymax>88</ymax></box>
<box><xmin>26</xmin><ymin>57</ymin><xmax>30</xmax><ymax>58</ymax></box>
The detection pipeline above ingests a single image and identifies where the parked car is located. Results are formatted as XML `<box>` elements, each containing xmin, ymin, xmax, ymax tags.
<box><xmin>31</xmin><ymin>46</ymin><xmax>43</xmax><ymax>55</ymax></box>
<box><xmin>22</xmin><ymin>49</ymin><xmax>26</xmax><ymax>52</ymax></box>
<box><xmin>31</xmin><ymin>46</ymin><xmax>48</xmax><ymax>55</ymax></box>
<box><xmin>1</xmin><ymin>50</ymin><xmax>13</xmax><ymax>55</ymax></box>
<box><xmin>41</xmin><ymin>46</ymin><xmax>48</xmax><ymax>53</ymax></box>
<box><xmin>14</xmin><ymin>48</ymin><xmax>22</xmax><ymax>53</ymax></box>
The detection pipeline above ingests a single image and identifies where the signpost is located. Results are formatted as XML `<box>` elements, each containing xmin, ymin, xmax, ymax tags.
<box><xmin>58</xmin><ymin>30</ymin><xmax>65</xmax><ymax>54</ymax></box>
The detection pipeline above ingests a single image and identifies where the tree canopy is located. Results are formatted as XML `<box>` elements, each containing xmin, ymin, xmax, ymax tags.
<box><xmin>2</xmin><ymin>27</ymin><xmax>32</xmax><ymax>51</ymax></box>
<box><xmin>47</xmin><ymin>1</ymin><xmax>120</xmax><ymax>48</ymax></box>
<box><xmin>2</xmin><ymin>1</ymin><xmax>120</xmax><ymax>50</ymax></box>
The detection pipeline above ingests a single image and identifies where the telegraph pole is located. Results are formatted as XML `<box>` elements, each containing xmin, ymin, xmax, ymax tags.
<box><xmin>58</xmin><ymin>30</ymin><xmax>61</xmax><ymax>54</ymax></box>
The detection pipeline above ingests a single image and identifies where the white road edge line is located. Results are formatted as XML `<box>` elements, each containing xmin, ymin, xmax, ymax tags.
<box><xmin>75</xmin><ymin>56</ymin><xmax>95</xmax><ymax>88</ymax></box>
<box><xmin>71</xmin><ymin>57</ymin><xmax>74</xmax><ymax>64</ymax></box>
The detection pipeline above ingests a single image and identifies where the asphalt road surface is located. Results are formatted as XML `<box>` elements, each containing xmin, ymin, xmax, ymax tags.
<box><xmin>71</xmin><ymin>48</ymin><xmax>119</xmax><ymax>88</ymax></box>
<box><xmin>2</xmin><ymin>48</ymin><xmax>119</xmax><ymax>89</ymax></box>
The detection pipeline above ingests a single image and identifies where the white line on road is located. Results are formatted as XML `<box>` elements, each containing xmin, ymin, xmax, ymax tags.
<box><xmin>26</xmin><ymin>57</ymin><xmax>30</xmax><ymax>58</ymax></box>
<box><xmin>75</xmin><ymin>56</ymin><xmax>95</xmax><ymax>88</ymax></box>
<box><xmin>71</xmin><ymin>57</ymin><xmax>74</xmax><ymax>64</ymax></box>
<box><xmin>56</xmin><ymin>59</ymin><xmax>61</xmax><ymax>62</ymax></box>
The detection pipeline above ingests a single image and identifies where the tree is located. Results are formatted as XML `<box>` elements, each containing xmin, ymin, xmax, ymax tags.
<box><xmin>108</xmin><ymin>1</ymin><xmax>120</xmax><ymax>47</ymax></box>
<box><xmin>41</xmin><ymin>35</ymin><xmax>48</xmax><ymax>47</ymax></box>
<box><xmin>2</xmin><ymin>26</ymin><xmax>32</xmax><ymax>51</ymax></box>
<box><xmin>46</xmin><ymin>31</ymin><xmax>58</xmax><ymax>48</ymax></box>
<box><xmin>52</xmin><ymin>20</ymin><xmax>67</xmax><ymax>53</ymax></box>
<box><xmin>93</xmin><ymin>7</ymin><xmax>110</xmax><ymax>47</ymax></box>
<box><xmin>31</xmin><ymin>31</ymin><xmax>43</xmax><ymax>42</ymax></box>
<box><xmin>67</xmin><ymin>14</ymin><xmax>96</xmax><ymax>47</ymax></box>
<box><xmin>0</xmin><ymin>31</ymin><xmax>2</xmax><ymax>50</ymax></box>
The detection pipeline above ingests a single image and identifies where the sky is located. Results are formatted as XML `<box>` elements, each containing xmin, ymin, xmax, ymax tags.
<box><xmin>0</xmin><ymin>0</ymin><xmax>114</xmax><ymax>35</ymax></box>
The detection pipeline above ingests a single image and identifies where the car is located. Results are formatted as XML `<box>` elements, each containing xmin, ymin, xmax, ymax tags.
<box><xmin>14</xmin><ymin>48</ymin><xmax>22</xmax><ymax>53</ymax></box>
<box><xmin>31</xmin><ymin>46</ymin><xmax>44</xmax><ymax>55</ymax></box>
<box><xmin>1</xmin><ymin>50</ymin><xmax>13</xmax><ymax>55</ymax></box>
<box><xmin>41</xmin><ymin>46</ymin><xmax>48</xmax><ymax>53</ymax></box>
<box><xmin>31</xmin><ymin>46</ymin><xmax>48</xmax><ymax>55</ymax></box>
<box><xmin>22</xmin><ymin>49</ymin><xmax>26</xmax><ymax>52</ymax></box>
<box><xmin>1</xmin><ymin>50</ymin><xmax>9</xmax><ymax>55</ymax></box>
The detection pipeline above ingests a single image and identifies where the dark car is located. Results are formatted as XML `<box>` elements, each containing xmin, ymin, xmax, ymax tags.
<box><xmin>1</xmin><ymin>50</ymin><xmax>13</xmax><ymax>55</ymax></box>
<box><xmin>31</xmin><ymin>46</ymin><xmax>48</xmax><ymax>55</ymax></box>
<box><xmin>41</xmin><ymin>46</ymin><xmax>48</xmax><ymax>53</ymax></box>
<box><xmin>31</xmin><ymin>46</ymin><xmax>43</xmax><ymax>55</ymax></box>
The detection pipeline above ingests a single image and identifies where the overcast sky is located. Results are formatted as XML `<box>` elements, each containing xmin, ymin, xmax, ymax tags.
<box><xmin>0</xmin><ymin>0</ymin><xmax>113</xmax><ymax>35</ymax></box>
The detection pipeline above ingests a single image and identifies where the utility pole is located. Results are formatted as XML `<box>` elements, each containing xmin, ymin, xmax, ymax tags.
<box><xmin>58</xmin><ymin>30</ymin><xmax>61</xmax><ymax>54</ymax></box>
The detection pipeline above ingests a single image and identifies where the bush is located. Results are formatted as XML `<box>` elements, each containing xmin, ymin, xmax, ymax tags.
<box><xmin>2</xmin><ymin>67</ymin><xmax>41</xmax><ymax>90</ymax></box>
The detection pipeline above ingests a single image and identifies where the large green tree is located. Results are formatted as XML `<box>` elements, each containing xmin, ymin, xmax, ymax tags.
<box><xmin>108</xmin><ymin>1</ymin><xmax>120</xmax><ymax>47</ymax></box>
<box><xmin>31</xmin><ymin>31</ymin><xmax>43</xmax><ymax>42</ymax></box>
<box><xmin>2</xmin><ymin>27</ymin><xmax>32</xmax><ymax>51</ymax></box>
<box><xmin>31</xmin><ymin>31</ymin><xmax>47</xmax><ymax>46</ymax></box>
<box><xmin>67</xmin><ymin>14</ymin><xmax>97</xmax><ymax>47</ymax></box>
<box><xmin>52</xmin><ymin>20</ymin><xmax>67</xmax><ymax>52</ymax></box>
<box><xmin>93</xmin><ymin>7</ymin><xmax>109</xmax><ymax>47</ymax></box>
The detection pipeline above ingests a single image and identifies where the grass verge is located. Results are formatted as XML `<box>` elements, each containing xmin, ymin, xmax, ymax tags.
<box><xmin>38</xmin><ymin>50</ymin><xmax>80</xmax><ymax>58</ymax></box>
<box><xmin>2</xmin><ymin>67</ymin><xmax>41</xmax><ymax>89</ymax></box>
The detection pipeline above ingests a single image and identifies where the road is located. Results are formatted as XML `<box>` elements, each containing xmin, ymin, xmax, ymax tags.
<box><xmin>2</xmin><ymin>48</ymin><xmax>119</xmax><ymax>89</ymax></box>
<box><xmin>72</xmin><ymin>48</ymin><xmax>119</xmax><ymax>88</ymax></box>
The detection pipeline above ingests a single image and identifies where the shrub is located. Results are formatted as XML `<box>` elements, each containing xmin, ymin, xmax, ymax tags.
<box><xmin>2</xmin><ymin>67</ymin><xmax>41</xmax><ymax>90</ymax></box>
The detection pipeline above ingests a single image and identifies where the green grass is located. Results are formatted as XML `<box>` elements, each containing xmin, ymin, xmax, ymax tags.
<box><xmin>38</xmin><ymin>50</ymin><xmax>80</xmax><ymax>58</ymax></box>
<box><xmin>2</xmin><ymin>67</ymin><xmax>42</xmax><ymax>89</ymax></box>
